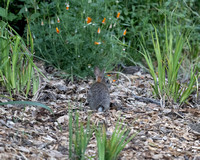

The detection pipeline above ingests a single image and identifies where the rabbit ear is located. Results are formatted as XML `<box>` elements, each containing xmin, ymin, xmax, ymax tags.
<box><xmin>94</xmin><ymin>66</ymin><xmax>101</xmax><ymax>76</ymax></box>
<box><xmin>101</xmin><ymin>69</ymin><xmax>105</xmax><ymax>74</ymax></box>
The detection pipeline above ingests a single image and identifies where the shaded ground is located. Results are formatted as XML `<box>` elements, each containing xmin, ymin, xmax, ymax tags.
<box><xmin>0</xmin><ymin>65</ymin><xmax>200</xmax><ymax>160</ymax></box>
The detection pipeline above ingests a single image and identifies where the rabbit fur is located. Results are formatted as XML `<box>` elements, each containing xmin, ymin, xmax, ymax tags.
<box><xmin>87</xmin><ymin>67</ymin><xmax>110</xmax><ymax>111</ymax></box>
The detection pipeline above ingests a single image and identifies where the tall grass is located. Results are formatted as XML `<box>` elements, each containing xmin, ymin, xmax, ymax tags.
<box><xmin>68</xmin><ymin>109</ymin><xmax>94</xmax><ymax>160</ymax></box>
<box><xmin>68</xmin><ymin>110</ymin><xmax>138</xmax><ymax>160</ymax></box>
<box><xmin>0</xmin><ymin>21</ymin><xmax>39</xmax><ymax>97</ymax></box>
<box><xmin>141</xmin><ymin>18</ymin><xmax>197</xmax><ymax>106</ymax></box>
<box><xmin>96</xmin><ymin>121</ymin><xmax>137</xmax><ymax>160</ymax></box>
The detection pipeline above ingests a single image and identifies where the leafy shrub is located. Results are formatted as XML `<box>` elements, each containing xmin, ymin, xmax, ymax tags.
<box><xmin>2</xmin><ymin>0</ymin><xmax>200</xmax><ymax>78</ymax></box>
<box><xmin>116</xmin><ymin>0</ymin><xmax>200</xmax><ymax>65</ymax></box>
<box><xmin>0</xmin><ymin>0</ymin><xmax>27</xmax><ymax>35</ymax></box>
<box><xmin>19</xmin><ymin>0</ymin><xmax>126</xmax><ymax>78</ymax></box>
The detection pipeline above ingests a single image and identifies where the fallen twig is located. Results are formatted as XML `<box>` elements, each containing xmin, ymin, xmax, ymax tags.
<box><xmin>132</xmin><ymin>94</ymin><xmax>161</xmax><ymax>106</ymax></box>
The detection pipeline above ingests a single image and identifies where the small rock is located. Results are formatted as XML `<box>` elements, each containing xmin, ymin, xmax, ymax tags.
<box><xmin>56</xmin><ymin>84</ymin><xmax>67</xmax><ymax>92</ymax></box>
<box><xmin>57</xmin><ymin>115</ymin><xmax>69</xmax><ymax>123</ymax></box>
<box><xmin>152</xmin><ymin>154</ymin><xmax>163</xmax><ymax>159</ymax></box>
<box><xmin>18</xmin><ymin>146</ymin><xmax>30</xmax><ymax>153</ymax></box>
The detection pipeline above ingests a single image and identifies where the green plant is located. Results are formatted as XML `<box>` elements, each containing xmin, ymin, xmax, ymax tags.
<box><xmin>141</xmin><ymin>18</ymin><xmax>197</xmax><ymax>106</ymax></box>
<box><xmin>0</xmin><ymin>0</ymin><xmax>17</xmax><ymax>22</ymax></box>
<box><xmin>18</xmin><ymin>0</ymin><xmax>126</xmax><ymax>78</ymax></box>
<box><xmin>96</xmin><ymin>121</ymin><xmax>137</xmax><ymax>160</ymax></box>
<box><xmin>0</xmin><ymin>20</ymin><xmax>40</xmax><ymax>97</ymax></box>
<box><xmin>96</xmin><ymin>124</ymin><xmax>106</xmax><ymax>160</ymax></box>
<box><xmin>68</xmin><ymin>109</ymin><xmax>94</xmax><ymax>160</ymax></box>
<box><xmin>119</xmin><ymin>0</ymin><xmax>200</xmax><ymax>65</ymax></box>
<box><xmin>0</xmin><ymin>101</ymin><xmax>53</xmax><ymax>113</ymax></box>
<box><xmin>2</xmin><ymin>0</ymin><xmax>200</xmax><ymax>75</ymax></box>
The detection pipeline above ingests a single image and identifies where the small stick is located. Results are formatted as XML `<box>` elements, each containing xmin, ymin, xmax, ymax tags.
<box><xmin>132</xmin><ymin>94</ymin><xmax>161</xmax><ymax>106</ymax></box>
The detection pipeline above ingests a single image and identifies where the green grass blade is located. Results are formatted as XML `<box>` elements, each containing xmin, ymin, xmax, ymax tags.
<box><xmin>0</xmin><ymin>101</ymin><xmax>52</xmax><ymax>113</ymax></box>
<box><xmin>69</xmin><ymin>107</ymin><xmax>73</xmax><ymax>159</ymax></box>
<box><xmin>11</xmin><ymin>35</ymin><xmax>21</xmax><ymax>93</ymax></box>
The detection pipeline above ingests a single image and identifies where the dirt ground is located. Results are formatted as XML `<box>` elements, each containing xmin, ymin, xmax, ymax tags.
<box><xmin>0</xmin><ymin>65</ymin><xmax>200</xmax><ymax>160</ymax></box>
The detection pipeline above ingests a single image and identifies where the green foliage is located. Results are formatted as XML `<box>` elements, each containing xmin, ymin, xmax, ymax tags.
<box><xmin>68</xmin><ymin>109</ymin><xmax>137</xmax><ymax>160</ymax></box>
<box><xmin>96</xmin><ymin>121</ymin><xmax>137</xmax><ymax>160</ymax></box>
<box><xmin>0</xmin><ymin>0</ymin><xmax>16</xmax><ymax>21</ymax></box>
<box><xmin>142</xmin><ymin>19</ymin><xmax>198</xmax><ymax>106</ymax></box>
<box><xmin>96</xmin><ymin>124</ymin><xmax>106</xmax><ymax>160</ymax></box>
<box><xmin>19</xmin><ymin>0</ymin><xmax>125</xmax><ymax>78</ymax></box>
<box><xmin>116</xmin><ymin>0</ymin><xmax>200</xmax><ymax>65</ymax></box>
<box><xmin>1</xmin><ymin>0</ymin><xmax>199</xmax><ymax>80</ymax></box>
<box><xmin>0</xmin><ymin>21</ymin><xmax>40</xmax><ymax>97</ymax></box>
<box><xmin>68</xmin><ymin>109</ymin><xmax>94</xmax><ymax>160</ymax></box>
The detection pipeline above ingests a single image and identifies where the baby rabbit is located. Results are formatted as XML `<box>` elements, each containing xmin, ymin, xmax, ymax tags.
<box><xmin>87</xmin><ymin>67</ymin><xmax>110</xmax><ymax>111</ymax></box>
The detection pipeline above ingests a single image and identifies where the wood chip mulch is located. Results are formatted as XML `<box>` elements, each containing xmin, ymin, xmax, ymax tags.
<box><xmin>0</xmin><ymin>65</ymin><xmax>199</xmax><ymax>160</ymax></box>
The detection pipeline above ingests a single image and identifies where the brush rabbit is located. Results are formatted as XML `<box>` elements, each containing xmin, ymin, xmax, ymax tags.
<box><xmin>87</xmin><ymin>67</ymin><xmax>110</xmax><ymax>111</ymax></box>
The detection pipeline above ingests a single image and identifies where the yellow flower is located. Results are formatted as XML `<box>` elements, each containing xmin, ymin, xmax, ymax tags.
<box><xmin>102</xmin><ymin>18</ymin><xmax>106</xmax><ymax>24</ymax></box>
<box><xmin>86</xmin><ymin>17</ymin><xmax>92</xmax><ymax>24</ymax></box>
<box><xmin>117</xmin><ymin>12</ymin><xmax>120</xmax><ymax>18</ymax></box>
<box><xmin>56</xmin><ymin>27</ymin><xmax>60</xmax><ymax>34</ymax></box>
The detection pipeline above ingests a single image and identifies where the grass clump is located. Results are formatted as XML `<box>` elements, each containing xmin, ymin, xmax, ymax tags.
<box><xmin>68</xmin><ymin>109</ymin><xmax>137</xmax><ymax>160</ymax></box>
<box><xmin>68</xmin><ymin>109</ymin><xmax>94</xmax><ymax>160</ymax></box>
<box><xmin>0</xmin><ymin>20</ymin><xmax>40</xmax><ymax>97</ymax></box>
<box><xmin>96</xmin><ymin>121</ymin><xmax>137</xmax><ymax>160</ymax></box>
<box><xmin>141</xmin><ymin>18</ymin><xmax>198</xmax><ymax>106</ymax></box>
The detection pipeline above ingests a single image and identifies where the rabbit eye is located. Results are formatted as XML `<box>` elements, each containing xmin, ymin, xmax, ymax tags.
<box><xmin>106</xmin><ymin>79</ymin><xmax>110</xmax><ymax>83</ymax></box>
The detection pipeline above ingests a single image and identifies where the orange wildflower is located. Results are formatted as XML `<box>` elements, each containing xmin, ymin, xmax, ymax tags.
<box><xmin>41</xmin><ymin>20</ymin><xmax>44</xmax><ymax>26</ymax></box>
<box><xmin>117</xmin><ymin>12</ymin><xmax>120</xmax><ymax>18</ymax></box>
<box><xmin>123</xmin><ymin>29</ymin><xmax>127</xmax><ymax>36</ymax></box>
<box><xmin>102</xmin><ymin>18</ymin><xmax>106</xmax><ymax>24</ymax></box>
<box><xmin>66</xmin><ymin>4</ymin><xmax>69</xmax><ymax>10</ymax></box>
<box><xmin>112</xmin><ymin>79</ymin><xmax>116</xmax><ymax>82</ymax></box>
<box><xmin>107</xmin><ymin>74</ymin><xmax>111</xmax><ymax>77</ymax></box>
<box><xmin>86</xmin><ymin>17</ymin><xmax>92</xmax><ymax>24</ymax></box>
<box><xmin>57</xmin><ymin>17</ymin><xmax>60</xmax><ymax>23</ymax></box>
<box><xmin>97</xmin><ymin>28</ymin><xmax>101</xmax><ymax>34</ymax></box>
<box><xmin>56</xmin><ymin>27</ymin><xmax>60</xmax><ymax>34</ymax></box>
<box><xmin>94</xmin><ymin>42</ymin><xmax>101</xmax><ymax>45</ymax></box>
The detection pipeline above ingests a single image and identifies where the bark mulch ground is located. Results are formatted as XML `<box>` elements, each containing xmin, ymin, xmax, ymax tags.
<box><xmin>0</xmin><ymin>65</ymin><xmax>199</xmax><ymax>160</ymax></box>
